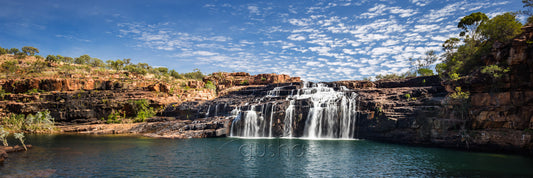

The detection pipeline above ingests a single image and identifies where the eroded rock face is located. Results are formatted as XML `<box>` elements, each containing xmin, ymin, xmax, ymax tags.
<box><xmin>0</xmin><ymin>79</ymin><xmax>216</xmax><ymax>124</ymax></box>
<box><xmin>203</xmin><ymin>72</ymin><xmax>301</xmax><ymax>93</ymax></box>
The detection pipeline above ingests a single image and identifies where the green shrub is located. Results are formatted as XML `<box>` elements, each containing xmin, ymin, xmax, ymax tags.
<box><xmin>449</xmin><ymin>73</ymin><xmax>460</xmax><ymax>80</ymax></box>
<box><xmin>14</xmin><ymin>132</ymin><xmax>27</xmax><ymax>150</ymax></box>
<box><xmin>0</xmin><ymin>126</ymin><xmax>9</xmax><ymax>146</ymax></box>
<box><xmin>107</xmin><ymin>112</ymin><xmax>121</xmax><ymax>124</ymax></box>
<box><xmin>183</xmin><ymin>68</ymin><xmax>205</xmax><ymax>80</ymax></box>
<box><xmin>46</xmin><ymin>55</ymin><xmax>58</xmax><ymax>63</ymax></box>
<box><xmin>21</xmin><ymin>46</ymin><xmax>39</xmax><ymax>56</ymax></box>
<box><xmin>0</xmin><ymin>47</ymin><xmax>7</xmax><ymax>55</ymax></box>
<box><xmin>128</xmin><ymin>99</ymin><xmax>155</xmax><ymax>123</ymax></box>
<box><xmin>0</xmin><ymin>110</ymin><xmax>55</xmax><ymax>132</ymax></box>
<box><xmin>205</xmin><ymin>81</ymin><xmax>216</xmax><ymax>90</ymax></box>
<box><xmin>404</xmin><ymin>93</ymin><xmax>411</xmax><ymax>100</ymax></box>
<box><xmin>417</xmin><ymin>68</ymin><xmax>434</xmax><ymax>76</ymax></box>
<box><xmin>480</xmin><ymin>65</ymin><xmax>509</xmax><ymax>79</ymax></box>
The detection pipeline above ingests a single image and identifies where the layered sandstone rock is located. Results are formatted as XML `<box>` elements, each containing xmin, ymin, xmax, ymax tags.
<box><xmin>203</xmin><ymin>72</ymin><xmax>300</xmax><ymax>92</ymax></box>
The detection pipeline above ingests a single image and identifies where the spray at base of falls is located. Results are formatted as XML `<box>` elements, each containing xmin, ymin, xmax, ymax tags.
<box><xmin>229</xmin><ymin>82</ymin><xmax>358</xmax><ymax>139</ymax></box>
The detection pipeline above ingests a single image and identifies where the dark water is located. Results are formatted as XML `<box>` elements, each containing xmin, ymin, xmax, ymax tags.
<box><xmin>1</xmin><ymin>135</ymin><xmax>533</xmax><ymax>177</ymax></box>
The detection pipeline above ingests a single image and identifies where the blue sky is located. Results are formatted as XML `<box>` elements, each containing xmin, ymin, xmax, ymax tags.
<box><xmin>0</xmin><ymin>0</ymin><xmax>525</xmax><ymax>81</ymax></box>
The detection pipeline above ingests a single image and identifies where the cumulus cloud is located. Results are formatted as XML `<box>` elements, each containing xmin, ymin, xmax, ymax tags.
<box><xmin>287</xmin><ymin>34</ymin><xmax>306</xmax><ymax>41</ymax></box>
<box><xmin>115</xmin><ymin>0</ymin><xmax>512</xmax><ymax>81</ymax></box>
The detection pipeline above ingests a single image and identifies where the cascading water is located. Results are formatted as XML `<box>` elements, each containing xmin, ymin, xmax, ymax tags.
<box><xmin>229</xmin><ymin>82</ymin><xmax>358</xmax><ymax>139</ymax></box>
<box><xmin>230</xmin><ymin>103</ymin><xmax>276</xmax><ymax>138</ymax></box>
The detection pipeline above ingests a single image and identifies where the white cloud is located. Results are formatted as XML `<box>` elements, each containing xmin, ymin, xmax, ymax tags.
<box><xmin>248</xmin><ymin>5</ymin><xmax>260</xmax><ymax>15</ymax></box>
<box><xmin>193</xmin><ymin>51</ymin><xmax>218</xmax><ymax>56</ymax></box>
<box><xmin>410</xmin><ymin>0</ymin><xmax>431</xmax><ymax>7</ymax></box>
<box><xmin>288</xmin><ymin>18</ymin><xmax>311</xmax><ymax>26</ymax></box>
<box><xmin>287</xmin><ymin>34</ymin><xmax>306</xmax><ymax>41</ymax></box>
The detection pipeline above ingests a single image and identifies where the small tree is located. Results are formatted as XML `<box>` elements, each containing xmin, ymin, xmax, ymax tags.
<box><xmin>75</xmin><ymin>54</ymin><xmax>91</xmax><ymax>64</ymax></box>
<box><xmin>89</xmin><ymin>58</ymin><xmax>105</xmax><ymax>67</ymax></box>
<box><xmin>410</xmin><ymin>50</ymin><xmax>438</xmax><ymax>76</ymax></box>
<box><xmin>0</xmin><ymin>126</ymin><xmax>8</xmax><ymax>146</ymax></box>
<box><xmin>520</xmin><ymin>0</ymin><xmax>533</xmax><ymax>24</ymax></box>
<box><xmin>46</xmin><ymin>55</ymin><xmax>58</xmax><ymax>63</ymax></box>
<box><xmin>458</xmin><ymin>12</ymin><xmax>488</xmax><ymax>40</ymax></box>
<box><xmin>8</xmin><ymin>48</ymin><xmax>19</xmax><ymax>55</ymax></box>
<box><xmin>14</xmin><ymin>133</ymin><xmax>27</xmax><ymax>151</ymax></box>
<box><xmin>479</xmin><ymin>12</ymin><xmax>522</xmax><ymax>43</ymax></box>
<box><xmin>21</xmin><ymin>46</ymin><xmax>39</xmax><ymax>56</ymax></box>
<box><xmin>62</xmin><ymin>56</ymin><xmax>73</xmax><ymax>63</ymax></box>
<box><xmin>0</xmin><ymin>47</ymin><xmax>7</xmax><ymax>55</ymax></box>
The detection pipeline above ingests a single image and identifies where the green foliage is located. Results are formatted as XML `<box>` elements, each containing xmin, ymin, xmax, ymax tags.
<box><xmin>0</xmin><ymin>126</ymin><xmax>9</xmax><ymax>146</ymax></box>
<box><xmin>35</xmin><ymin>55</ymin><xmax>44</xmax><ymax>59</ymax></box>
<box><xmin>261</xmin><ymin>77</ymin><xmax>267</xmax><ymax>81</ymax></box>
<box><xmin>205</xmin><ymin>81</ymin><xmax>216</xmax><ymax>90</ymax></box>
<box><xmin>128</xmin><ymin>99</ymin><xmax>155</xmax><ymax>123</ymax></box>
<box><xmin>240</xmin><ymin>80</ymin><xmax>249</xmax><ymax>85</ymax></box>
<box><xmin>520</xmin><ymin>0</ymin><xmax>533</xmax><ymax>24</ymax></box>
<box><xmin>449</xmin><ymin>73</ymin><xmax>460</xmax><ymax>80</ymax></box>
<box><xmin>62</xmin><ymin>56</ymin><xmax>74</xmax><ymax>63</ymax></box>
<box><xmin>14</xmin><ymin>132</ymin><xmax>27</xmax><ymax>151</ymax></box>
<box><xmin>183</xmin><ymin>68</ymin><xmax>205</xmax><ymax>80</ymax></box>
<box><xmin>8</xmin><ymin>48</ymin><xmax>19</xmax><ymax>55</ymax></box>
<box><xmin>0</xmin><ymin>88</ymin><xmax>10</xmax><ymax>100</ymax></box>
<box><xmin>480</xmin><ymin>65</ymin><xmax>510</xmax><ymax>79</ymax></box>
<box><xmin>89</xmin><ymin>58</ymin><xmax>105</xmax><ymax>67</ymax></box>
<box><xmin>458</xmin><ymin>12</ymin><xmax>488</xmax><ymax>39</ymax></box>
<box><xmin>106</xmin><ymin>59</ymin><xmax>125</xmax><ymax>71</ymax></box>
<box><xmin>124</xmin><ymin>64</ymin><xmax>148</xmax><ymax>75</ymax></box>
<box><xmin>75</xmin><ymin>54</ymin><xmax>91</xmax><ymax>64</ymax></box>
<box><xmin>479</xmin><ymin>12</ymin><xmax>522</xmax><ymax>43</ymax></box>
<box><xmin>170</xmin><ymin>69</ymin><xmax>184</xmax><ymax>79</ymax></box>
<box><xmin>1</xmin><ymin>60</ymin><xmax>19</xmax><ymax>79</ymax></box>
<box><xmin>26</xmin><ymin>88</ymin><xmax>42</xmax><ymax>94</ymax></box>
<box><xmin>0</xmin><ymin>111</ymin><xmax>55</xmax><ymax>132</ymax></box>
<box><xmin>46</xmin><ymin>54</ymin><xmax>58</xmax><ymax>63</ymax></box>
<box><xmin>0</xmin><ymin>47</ymin><xmax>8</xmax><ymax>55</ymax></box>
<box><xmin>417</xmin><ymin>68</ymin><xmax>434</xmax><ymax>76</ymax></box>
<box><xmin>449</xmin><ymin>87</ymin><xmax>470</xmax><ymax>100</ymax></box>
<box><xmin>374</xmin><ymin>71</ymin><xmax>416</xmax><ymax>80</ymax></box>
<box><xmin>447</xmin><ymin>87</ymin><xmax>471</xmax><ymax>120</ymax></box>
<box><xmin>107</xmin><ymin>112</ymin><xmax>121</xmax><ymax>124</ymax></box>
<box><xmin>404</xmin><ymin>93</ymin><xmax>411</xmax><ymax>100</ymax></box>
<box><xmin>21</xmin><ymin>46</ymin><xmax>39</xmax><ymax>56</ymax></box>
<box><xmin>436</xmin><ymin>12</ymin><xmax>522</xmax><ymax>80</ymax></box>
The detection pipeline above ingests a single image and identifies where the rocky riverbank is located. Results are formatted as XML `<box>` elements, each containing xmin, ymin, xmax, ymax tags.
<box><xmin>0</xmin><ymin>145</ymin><xmax>32</xmax><ymax>162</ymax></box>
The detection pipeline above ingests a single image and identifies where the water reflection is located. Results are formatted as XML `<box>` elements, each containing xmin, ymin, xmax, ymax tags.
<box><xmin>1</xmin><ymin>135</ymin><xmax>533</xmax><ymax>177</ymax></box>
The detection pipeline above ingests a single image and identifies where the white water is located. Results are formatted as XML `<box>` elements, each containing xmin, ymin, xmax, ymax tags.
<box><xmin>230</xmin><ymin>82</ymin><xmax>358</xmax><ymax>139</ymax></box>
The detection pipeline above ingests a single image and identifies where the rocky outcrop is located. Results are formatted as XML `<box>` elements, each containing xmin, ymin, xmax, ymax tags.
<box><xmin>59</xmin><ymin>117</ymin><xmax>231</xmax><ymax>139</ymax></box>
<box><xmin>0</xmin><ymin>145</ymin><xmax>33</xmax><ymax>162</ymax></box>
<box><xmin>203</xmin><ymin>72</ymin><xmax>300</xmax><ymax>92</ymax></box>
<box><xmin>348</xmin><ymin>26</ymin><xmax>533</xmax><ymax>154</ymax></box>
<box><xmin>0</xmin><ymin>78</ymin><xmax>216</xmax><ymax>124</ymax></box>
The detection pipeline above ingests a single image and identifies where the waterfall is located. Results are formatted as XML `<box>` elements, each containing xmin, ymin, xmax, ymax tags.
<box><xmin>230</xmin><ymin>103</ymin><xmax>275</xmax><ymax>138</ymax></box>
<box><xmin>283</xmin><ymin>100</ymin><xmax>295</xmax><ymax>137</ymax></box>
<box><xmin>269</xmin><ymin>103</ymin><xmax>275</xmax><ymax>138</ymax></box>
<box><xmin>205</xmin><ymin>105</ymin><xmax>211</xmax><ymax>118</ymax></box>
<box><xmin>229</xmin><ymin>82</ymin><xmax>358</xmax><ymax>139</ymax></box>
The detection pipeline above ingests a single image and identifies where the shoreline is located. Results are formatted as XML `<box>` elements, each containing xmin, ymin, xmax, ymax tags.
<box><xmin>50</xmin><ymin>121</ymin><xmax>533</xmax><ymax>157</ymax></box>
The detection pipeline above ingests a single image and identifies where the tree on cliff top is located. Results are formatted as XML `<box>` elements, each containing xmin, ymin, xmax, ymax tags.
<box><xmin>458</xmin><ymin>12</ymin><xmax>488</xmax><ymax>41</ymax></box>
<box><xmin>520</xmin><ymin>0</ymin><xmax>533</xmax><ymax>24</ymax></box>
<box><xmin>479</xmin><ymin>12</ymin><xmax>523</xmax><ymax>43</ymax></box>
<box><xmin>436</xmin><ymin>12</ymin><xmax>522</xmax><ymax>80</ymax></box>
